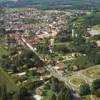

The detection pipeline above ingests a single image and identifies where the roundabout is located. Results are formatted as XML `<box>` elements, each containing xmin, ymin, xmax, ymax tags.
<box><xmin>69</xmin><ymin>77</ymin><xmax>86</xmax><ymax>87</ymax></box>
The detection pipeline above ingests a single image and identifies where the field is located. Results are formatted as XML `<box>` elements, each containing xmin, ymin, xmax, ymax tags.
<box><xmin>70</xmin><ymin>77</ymin><xmax>85</xmax><ymax>87</ymax></box>
<box><xmin>82</xmin><ymin>95</ymin><xmax>92</xmax><ymax>100</ymax></box>
<box><xmin>0</xmin><ymin>67</ymin><xmax>18</xmax><ymax>93</ymax></box>
<box><xmin>82</xmin><ymin>95</ymin><xmax>100</xmax><ymax>100</ymax></box>
<box><xmin>92</xmin><ymin>25</ymin><xmax>100</xmax><ymax>30</ymax></box>
<box><xmin>83</xmin><ymin>65</ymin><xmax>100</xmax><ymax>79</ymax></box>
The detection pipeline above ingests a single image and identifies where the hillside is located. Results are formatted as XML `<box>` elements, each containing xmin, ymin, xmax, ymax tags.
<box><xmin>0</xmin><ymin>67</ymin><xmax>18</xmax><ymax>93</ymax></box>
<box><xmin>0</xmin><ymin>0</ymin><xmax>100</xmax><ymax>9</ymax></box>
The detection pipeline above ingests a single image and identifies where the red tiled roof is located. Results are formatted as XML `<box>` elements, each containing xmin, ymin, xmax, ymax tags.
<box><xmin>57</xmin><ymin>63</ymin><xmax>65</xmax><ymax>70</ymax></box>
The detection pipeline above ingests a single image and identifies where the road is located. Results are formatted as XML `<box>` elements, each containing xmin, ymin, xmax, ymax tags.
<box><xmin>21</xmin><ymin>37</ymin><xmax>74</xmax><ymax>87</ymax></box>
<box><xmin>21</xmin><ymin>37</ymin><xmax>45</xmax><ymax>62</ymax></box>
<box><xmin>21</xmin><ymin>36</ymin><xmax>95</xmax><ymax>93</ymax></box>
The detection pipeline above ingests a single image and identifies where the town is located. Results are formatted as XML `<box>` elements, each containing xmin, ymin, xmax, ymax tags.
<box><xmin>0</xmin><ymin>7</ymin><xmax>100</xmax><ymax>100</ymax></box>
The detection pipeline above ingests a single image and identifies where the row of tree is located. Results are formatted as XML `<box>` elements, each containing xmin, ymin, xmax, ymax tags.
<box><xmin>49</xmin><ymin>77</ymin><xmax>73</xmax><ymax>100</ymax></box>
<box><xmin>0</xmin><ymin>47</ymin><xmax>44</xmax><ymax>73</ymax></box>
<box><xmin>79</xmin><ymin>79</ymin><xmax>100</xmax><ymax>97</ymax></box>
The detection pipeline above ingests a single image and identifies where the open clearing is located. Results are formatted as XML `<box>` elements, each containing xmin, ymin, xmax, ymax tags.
<box><xmin>83</xmin><ymin>65</ymin><xmax>100</xmax><ymax>79</ymax></box>
<box><xmin>70</xmin><ymin>77</ymin><xmax>85</xmax><ymax>87</ymax></box>
<box><xmin>0</xmin><ymin>67</ymin><xmax>18</xmax><ymax>93</ymax></box>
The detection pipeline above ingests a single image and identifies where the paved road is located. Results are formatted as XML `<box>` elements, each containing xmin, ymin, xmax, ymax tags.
<box><xmin>21</xmin><ymin>37</ymin><xmax>74</xmax><ymax>88</ymax></box>
<box><xmin>21</xmin><ymin>36</ymin><xmax>96</xmax><ymax>92</ymax></box>
<box><xmin>21</xmin><ymin>37</ymin><xmax>45</xmax><ymax>62</ymax></box>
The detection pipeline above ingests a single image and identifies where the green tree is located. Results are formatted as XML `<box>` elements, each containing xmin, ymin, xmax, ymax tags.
<box><xmin>57</xmin><ymin>87</ymin><xmax>72</xmax><ymax>100</ymax></box>
<box><xmin>18</xmin><ymin>87</ymin><xmax>32</xmax><ymax>100</ymax></box>
<box><xmin>92</xmin><ymin>79</ymin><xmax>100</xmax><ymax>90</ymax></box>
<box><xmin>49</xmin><ymin>93</ymin><xmax>56</xmax><ymax>100</ymax></box>
<box><xmin>79</xmin><ymin>84</ymin><xmax>91</xmax><ymax>96</ymax></box>
<box><xmin>51</xmin><ymin>77</ymin><xmax>59</xmax><ymax>92</ymax></box>
<box><xmin>94</xmin><ymin>89</ymin><xmax>100</xmax><ymax>97</ymax></box>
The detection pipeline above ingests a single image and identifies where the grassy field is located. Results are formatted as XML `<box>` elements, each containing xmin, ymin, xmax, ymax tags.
<box><xmin>82</xmin><ymin>95</ymin><xmax>92</xmax><ymax>100</ymax></box>
<box><xmin>0</xmin><ymin>67</ymin><xmax>18</xmax><ymax>93</ymax></box>
<box><xmin>82</xmin><ymin>95</ymin><xmax>100</xmax><ymax>100</ymax></box>
<box><xmin>83</xmin><ymin>65</ymin><xmax>100</xmax><ymax>79</ymax></box>
<box><xmin>92</xmin><ymin>25</ymin><xmax>100</xmax><ymax>30</ymax></box>
<box><xmin>70</xmin><ymin>77</ymin><xmax>85</xmax><ymax>87</ymax></box>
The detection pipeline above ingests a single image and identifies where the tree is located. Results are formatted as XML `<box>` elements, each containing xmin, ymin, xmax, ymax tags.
<box><xmin>94</xmin><ymin>89</ymin><xmax>100</xmax><ymax>97</ymax></box>
<box><xmin>79</xmin><ymin>84</ymin><xmax>91</xmax><ymax>96</ymax></box>
<box><xmin>49</xmin><ymin>93</ymin><xmax>56</xmax><ymax>100</ymax></box>
<box><xmin>58</xmin><ymin>91</ymin><xmax>64</xmax><ymax>100</ymax></box>
<box><xmin>18</xmin><ymin>87</ymin><xmax>32</xmax><ymax>100</ymax></box>
<box><xmin>57</xmin><ymin>87</ymin><xmax>72</xmax><ymax>100</ymax></box>
<box><xmin>51</xmin><ymin>77</ymin><xmax>59</xmax><ymax>92</ymax></box>
<box><xmin>92</xmin><ymin>79</ymin><xmax>100</xmax><ymax>90</ymax></box>
<box><xmin>23</xmin><ymin>49</ymin><xmax>34</xmax><ymax>59</ymax></box>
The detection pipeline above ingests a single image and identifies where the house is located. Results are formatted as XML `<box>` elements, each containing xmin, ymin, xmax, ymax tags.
<box><xmin>54</xmin><ymin>63</ymin><xmax>66</xmax><ymax>70</ymax></box>
<box><xmin>37</xmin><ymin>67</ymin><xmax>46</xmax><ymax>74</ymax></box>
<box><xmin>57</xmin><ymin>63</ymin><xmax>66</xmax><ymax>70</ymax></box>
<box><xmin>34</xmin><ymin>95</ymin><xmax>43</xmax><ymax>100</ymax></box>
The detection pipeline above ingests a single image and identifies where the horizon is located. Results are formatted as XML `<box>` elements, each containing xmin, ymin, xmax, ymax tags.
<box><xmin>0</xmin><ymin>0</ymin><xmax>100</xmax><ymax>10</ymax></box>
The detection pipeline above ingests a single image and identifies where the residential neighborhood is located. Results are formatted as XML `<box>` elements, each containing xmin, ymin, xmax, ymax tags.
<box><xmin>0</xmin><ymin>1</ymin><xmax>100</xmax><ymax>100</ymax></box>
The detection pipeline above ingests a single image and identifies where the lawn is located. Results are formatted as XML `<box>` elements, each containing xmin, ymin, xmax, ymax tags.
<box><xmin>70</xmin><ymin>77</ymin><xmax>85</xmax><ymax>87</ymax></box>
<box><xmin>83</xmin><ymin>65</ymin><xmax>100</xmax><ymax>79</ymax></box>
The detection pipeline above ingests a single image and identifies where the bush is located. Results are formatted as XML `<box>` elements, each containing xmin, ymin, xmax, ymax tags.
<box><xmin>92</xmin><ymin>79</ymin><xmax>100</xmax><ymax>90</ymax></box>
<box><xmin>94</xmin><ymin>89</ymin><xmax>100</xmax><ymax>97</ymax></box>
<box><xmin>49</xmin><ymin>93</ymin><xmax>56</xmax><ymax>100</ymax></box>
<box><xmin>79</xmin><ymin>84</ymin><xmax>91</xmax><ymax>96</ymax></box>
